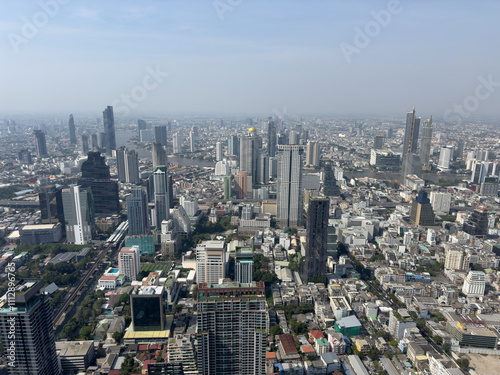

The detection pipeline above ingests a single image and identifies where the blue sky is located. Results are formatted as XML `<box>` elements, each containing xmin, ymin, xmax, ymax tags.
<box><xmin>1</xmin><ymin>0</ymin><xmax>499</xmax><ymax>118</ymax></box>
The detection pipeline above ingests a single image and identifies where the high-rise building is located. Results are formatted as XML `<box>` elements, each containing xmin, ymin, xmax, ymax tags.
<box><xmin>373</xmin><ymin>135</ymin><xmax>384</xmax><ymax>150</ymax></box>
<box><xmin>420</xmin><ymin>116</ymin><xmax>433</xmax><ymax>170</ymax></box>
<box><xmin>173</xmin><ymin>132</ymin><xmax>182</xmax><ymax>154</ymax></box>
<box><xmin>166</xmin><ymin>336</ymin><xmax>197</xmax><ymax>374</ymax></box>
<box><xmin>39</xmin><ymin>188</ymin><xmax>65</xmax><ymax>230</ymax></box>
<box><xmin>154</xmin><ymin>125</ymin><xmax>167</xmax><ymax>147</ymax></box>
<box><xmin>62</xmin><ymin>185</ymin><xmax>94</xmax><ymax>244</ymax></box>
<box><xmin>196</xmin><ymin>240</ymin><xmax>226</xmax><ymax>283</ymax></box>
<box><xmin>258</xmin><ymin>154</ymin><xmax>269</xmax><ymax>185</ymax></box>
<box><xmin>127</xmin><ymin>189</ymin><xmax>149</xmax><ymax>236</ymax></box>
<box><xmin>119</xmin><ymin>246</ymin><xmax>141</xmax><ymax>281</ymax></box>
<box><xmin>223</xmin><ymin>174</ymin><xmax>232</xmax><ymax>200</ymax></box>
<box><xmin>69</xmin><ymin>114</ymin><xmax>77</xmax><ymax>144</ymax></box>
<box><xmin>227</xmin><ymin>135</ymin><xmax>240</xmax><ymax>156</ymax></box>
<box><xmin>455</xmin><ymin>139</ymin><xmax>464</xmax><ymax>161</ymax></box>
<box><xmin>17</xmin><ymin>149</ymin><xmax>32</xmax><ymax>164</ymax></box>
<box><xmin>267</xmin><ymin>117</ymin><xmax>277</xmax><ymax>157</ymax></box>
<box><xmin>304</xmin><ymin>198</ymin><xmax>329</xmax><ymax>281</ymax></box>
<box><xmin>81</xmin><ymin>134</ymin><xmax>89</xmax><ymax>154</ymax></box>
<box><xmin>305</xmin><ymin>140</ymin><xmax>320</xmax><ymax>167</ymax></box>
<box><xmin>137</xmin><ymin>119</ymin><xmax>147</xmax><ymax>137</ymax></box>
<box><xmin>463</xmin><ymin>206</ymin><xmax>489</xmax><ymax>236</ymax></box>
<box><xmin>216</xmin><ymin>141</ymin><xmax>223</xmax><ymax>161</ymax></box>
<box><xmin>196</xmin><ymin>282</ymin><xmax>267</xmax><ymax>375</ymax></box>
<box><xmin>130</xmin><ymin>285</ymin><xmax>165</xmax><ymax>330</ymax></box>
<box><xmin>289</xmin><ymin>130</ymin><xmax>300</xmax><ymax>145</ymax></box>
<box><xmin>153</xmin><ymin>166</ymin><xmax>170</xmax><ymax>229</ymax></box>
<box><xmin>235</xmin><ymin>249</ymin><xmax>253</xmax><ymax>284</ymax></box>
<box><xmin>90</xmin><ymin>133</ymin><xmax>98</xmax><ymax>151</ymax></box>
<box><xmin>148</xmin><ymin>363</ymin><xmax>184</xmax><ymax>375</ymax></box>
<box><xmin>462</xmin><ymin>271</ymin><xmax>486</xmax><ymax>297</ymax></box>
<box><xmin>191</xmin><ymin>125</ymin><xmax>199</xmax><ymax>139</ymax></box>
<box><xmin>103</xmin><ymin>106</ymin><xmax>116</xmax><ymax>155</ymax></box>
<box><xmin>429</xmin><ymin>191</ymin><xmax>451</xmax><ymax>215</ymax></box>
<box><xmin>237</xmin><ymin>171</ymin><xmax>252</xmax><ymax>199</ymax></box>
<box><xmin>444</xmin><ymin>247</ymin><xmax>469</xmax><ymax>271</ymax></box>
<box><xmin>34</xmin><ymin>129</ymin><xmax>48</xmax><ymax>157</ymax></box>
<box><xmin>152</xmin><ymin>142</ymin><xmax>167</xmax><ymax>168</ymax></box>
<box><xmin>78</xmin><ymin>152</ymin><xmax>120</xmax><ymax>214</ymax></box>
<box><xmin>470</xmin><ymin>161</ymin><xmax>489</xmax><ymax>184</ymax></box>
<box><xmin>438</xmin><ymin>146</ymin><xmax>453</xmax><ymax>171</ymax></box>
<box><xmin>410</xmin><ymin>190</ymin><xmax>435</xmax><ymax>227</ymax></box>
<box><xmin>189</xmin><ymin>131</ymin><xmax>195</xmax><ymax>152</ymax></box>
<box><xmin>0</xmin><ymin>279</ymin><xmax>61</xmax><ymax>375</ymax></box>
<box><xmin>402</xmin><ymin>106</ymin><xmax>422</xmax><ymax>177</ymax></box>
<box><xmin>239</xmin><ymin>127</ymin><xmax>263</xmax><ymax>186</ymax></box>
<box><xmin>277</xmin><ymin>144</ymin><xmax>304</xmax><ymax>228</ymax></box>
<box><xmin>117</xmin><ymin>147</ymin><xmax>140</xmax><ymax>184</ymax></box>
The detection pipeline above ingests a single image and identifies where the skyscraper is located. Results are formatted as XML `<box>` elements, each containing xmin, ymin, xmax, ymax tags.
<box><xmin>69</xmin><ymin>114</ymin><xmax>77</xmax><ymax>144</ymax></box>
<box><xmin>196</xmin><ymin>282</ymin><xmax>267</xmax><ymax>375</ymax></box>
<box><xmin>196</xmin><ymin>240</ymin><xmax>226</xmax><ymax>283</ymax></box>
<box><xmin>81</xmin><ymin>134</ymin><xmax>89</xmax><ymax>154</ymax></box>
<box><xmin>323</xmin><ymin>163</ymin><xmax>340</xmax><ymax>197</ymax></box>
<box><xmin>137</xmin><ymin>119</ymin><xmax>147</xmax><ymax>136</ymax></box>
<box><xmin>227</xmin><ymin>135</ymin><xmax>240</xmax><ymax>156</ymax></box>
<box><xmin>127</xmin><ymin>188</ymin><xmax>149</xmax><ymax>235</ymax></box>
<box><xmin>402</xmin><ymin>106</ymin><xmax>422</xmax><ymax>177</ymax></box>
<box><xmin>34</xmin><ymin>129</ymin><xmax>48</xmax><ymax>157</ymax></box>
<box><xmin>462</xmin><ymin>271</ymin><xmax>486</xmax><ymax>297</ymax></box>
<box><xmin>103</xmin><ymin>106</ymin><xmax>116</xmax><ymax>155</ymax></box>
<box><xmin>173</xmin><ymin>132</ymin><xmax>182</xmax><ymax>154</ymax></box>
<box><xmin>305</xmin><ymin>140</ymin><xmax>320</xmax><ymax>167</ymax></box>
<box><xmin>39</xmin><ymin>188</ymin><xmax>65</xmax><ymax>230</ymax></box>
<box><xmin>153</xmin><ymin>166</ymin><xmax>170</xmax><ymax>229</ymax></box>
<box><xmin>90</xmin><ymin>133</ymin><xmax>99</xmax><ymax>151</ymax></box>
<box><xmin>216</xmin><ymin>141</ymin><xmax>223</xmax><ymax>161</ymax></box>
<box><xmin>78</xmin><ymin>152</ymin><xmax>120</xmax><ymax>214</ymax></box>
<box><xmin>277</xmin><ymin>144</ymin><xmax>304</xmax><ymax>228</ymax></box>
<box><xmin>239</xmin><ymin>127</ymin><xmax>263</xmax><ymax>186</ymax></box>
<box><xmin>116</xmin><ymin>146</ymin><xmax>127</xmax><ymax>182</ymax></box>
<box><xmin>0</xmin><ymin>279</ymin><xmax>61</xmax><ymax>375</ymax></box>
<box><xmin>438</xmin><ymin>146</ymin><xmax>453</xmax><ymax>171</ymax></box>
<box><xmin>267</xmin><ymin>117</ymin><xmax>277</xmax><ymax>157</ymax></box>
<box><xmin>154</xmin><ymin>125</ymin><xmax>167</xmax><ymax>147</ymax></box>
<box><xmin>189</xmin><ymin>131</ymin><xmax>196</xmax><ymax>152</ymax></box>
<box><xmin>117</xmin><ymin>147</ymin><xmax>140</xmax><ymax>184</ymax></box>
<box><xmin>62</xmin><ymin>185</ymin><xmax>94</xmax><ymax>244</ymax></box>
<box><xmin>304</xmin><ymin>197</ymin><xmax>329</xmax><ymax>281</ymax></box>
<box><xmin>463</xmin><ymin>206</ymin><xmax>489</xmax><ymax>236</ymax></box>
<box><xmin>410</xmin><ymin>190</ymin><xmax>435</xmax><ymax>227</ymax></box>
<box><xmin>235</xmin><ymin>249</ymin><xmax>253</xmax><ymax>284</ymax></box>
<box><xmin>119</xmin><ymin>246</ymin><xmax>141</xmax><ymax>281</ymax></box>
<box><xmin>289</xmin><ymin>130</ymin><xmax>300</xmax><ymax>145</ymax></box>
<box><xmin>224</xmin><ymin>174</ymin><xmax>232</xmax><ymax>200</ymax></box>
<box><xmin>152</xmin><ymin>142</ymin><xmax>167</xmax><ymax>168</ymax></box>
<box><xmin>421</xmin><ymin>116</ymin><xmax>433</xmax><ymax>171</ymax></box>
<box><xmin>373</xmin><ymin>135</ymin><xmax>384</xmax><ymax>150</ymax></box>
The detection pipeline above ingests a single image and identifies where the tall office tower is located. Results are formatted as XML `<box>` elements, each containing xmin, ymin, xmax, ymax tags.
<box><xmin>303</xmin><ymin>197</ymin><xmax>329</xmax><ymax>281</ymax></box>
<box><xmin>34</xmin><ymin>129</ymin><xmax>48</xmax><ymax>157</ymax></box>
<box><xmin>130</xmin><ymin>285</ymin><xmax>166</xmax><ymax>331</ymax></box>
<box><xmin>116</xmin><ymin>146</ymin><xmax>127</xmax><ymax>182</ymax></box>
<box><xmin>81</xmin><ymin>134</ymin><xmax>90</xmax><ymax>154</ymax></box>
<box><xmin>227</xmin><ymin>135</ymin><xmax>240</xmax><ymax>156</ymax></box>
<box><xmin>90</xmin><ymin>133</ymin><xmax>98</xmax><ymax>150</ymax></box>
<box><xmin>438</xmin><ymin>146</ymin><xmax>454</xmax><ymax>170</ymax></box>
<box><xmin>402</xmin><ymin>106</ymin><xmax>422</xmax><ymax>177</ymax></box>
<box><xmin>258</xmin><ymin>154</ymin><xmax>269</xmax><ymax>185</ymax></box>
<box><xmin>470</xmin><ymin>161</ymin><xmax>490</xmax><ymax>184</ymax></box>
<box><xmin>429</xmin><ymin>191</ymin><xmax>451</xmax><ymax>215</ymax></box>
<box><xmin>410</xmin><ymin>190</ymin><xmax>435</xmax><ymax>227</ymax></box>
<box><xmin>196</xmin><ymin>240</ymin><xmax>226</xmax><ymax>283</ymax></box>
<box><xmin>173</xmin><ymin>132</ymin><xmax>182</xmax><ymax>154</ymax></box>
<box><xmin>216</xmin><ymin>141</ymin><xmax>223</xmax><ymax>161</ymax></box>
<box><xmin>305</xmin><ymin>140</ymin><xmax>320</xmax><ymax>167</ymax></box>
<box><xmin>239</xmin><ymin>127</ymin><xmax>263</xmax><ymax>186</ymax></box>
<box><xmin>62</xmin><ymin>185</ymin><xmax>94</xmax><ymax>244</ymax></box>
<box><xmin>196</xmin><ymin>283</ymin><xmax>267</xmax><ymax>375</ymax></box>
<box><xmin>18</xmin><ymin>149</ymin><xmax>32</xmax><ymax>164</ymax></box>
<box><xmin>7</xmin><ymin>119</ymin><xmax>17</xmax><ymax>133</ymax></box>
<box><xmin>39</xmin><ymin>188</ymin><xmax>65</xmax><ymax>230</ymax></box>
<box><xmin>462</xmin><ymin>271</ymin><xmax>486</xmax><ymax>297</ymax></box>
<box><xmin>99</xmin><ymin>132</ymin><xmax>107</xmax><ymax>150</ymax></box>
<box><xmin>154</xmin><ymin>125</ymin><xmax>167</xmax><ymax>146</ymax></box>
<box><xmin>137</xmin><ymin>119</ymin><xmax>147</xmax><ymax>136</ymax></box>
<box><xmin>269</xmin><ymin>156</ymin><xmax>278</xmax><ymax>179</ymax></box>
<box><xmin>463</xmin><ymin>206</ymin><xmax>489</xmax><ymax>236</ymax></box>
<box><xmin>69</xmin><ymin>114</ymin><xmax>77</xmax><ymax>144</ymax></box>
<box><xmin>152</xmin><ymin>142</ymin><xmax>167</xmax><ymax>168</ymax></box>
<box><xmin>103</xmin><ymin>106</ymin><xmax>116</xmax><ymax>155</ymax></box>
<box><xmin>289</xmin><ymin>130</ymin><xmax>300</xmax><ymax>145</ymax></box>
<box><xmin>78</xmin><ymin>152</ymin><xmax>120</xmax><ymax>214</ymax></box>
<box><xmin>224</xmin><ymin>174</ymin><xmax>232</xmax><ymax>199</ymax></box>
<box><xmin>191</xmin><ymin>125</ymin><xmax>199</xmax><ymax>139</ymax></box>
<box><xmin>0</xmin><ymin>279</ymin><xmax>61</xmax><ymax>375</ymax></box>
<box><xmin>168</xmin><ymin>175</ymin><xmax>174</xmax><ymax>208</ymax></box>
<box><xmin>387</xmin><ymin>127</ymin><xmax>394</xmax><ymax>138</ymax></box>
<box><xmin>323</xmin><ymin>163</ymin><xmax>340</xmax><ymax>197</ymax></box>
<box><xmin>444</xmin><ymin>247</ymin><xmax>468</xmax><ymax>271</ymax></box>
<box><xmin>420</xmin><ymin>116</ymin><xmax>433</xmax><ymax>170</ymax></box>
<box><xmin>235</xmin><ymin>249</ymin><xmax>253</xmax><ymax>284</ymax></box>
<box><xmin>277</xmin><ymin>144</ymin><xmax>304</xmax><ymax>228</ymax></box>
<box><xmin>455</xmin><ymin>139</ymin><xmax>464</xmax><ymax>161</ymax></box>
<box><xmin>237</xmin><ymin>171</ymin><xmax>252</xmax><ymax>199</ymax></box>
<box><xmin>153</xmin><ymin>166</ymin><xmax>170</xmax><ymax>229</ymax></box>
<box><xmin>117</xmin><ymin>148</ymin><xmax>140</xmax><ymax>184</ymax></box>
<box><xmin>267</xmin><ymin>117</ymin><xmax>277</xmax><ymax>157</ymax></box>
<box><xmin>119</xmin><ymin>246</ymin><xmax>141</xmax><ymax>281</ymax></box>
<box><xmin>373</xmin><ymin>135</ymin><xmax>384</xmax><ymax>150</ymax></box>
<box><xmin>127</xmin><ymin>189</ymin><xmax>149</xmax><ymax>235</ymax></box>
<box><xmin>189</xmin><ymin>131</ymin><xmax>196</xmax><ymax>152</ymax></box>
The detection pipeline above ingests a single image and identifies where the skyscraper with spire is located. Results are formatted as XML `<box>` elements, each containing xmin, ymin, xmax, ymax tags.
<box><xmin>402</xmin><ymin>106</ymin><xmax>422</xmax><ymax>177</ymax></box>
<box><xmin>69</xmin><ymin>114</ymin><xmax>77</xmax><ymax>144</ymax></box>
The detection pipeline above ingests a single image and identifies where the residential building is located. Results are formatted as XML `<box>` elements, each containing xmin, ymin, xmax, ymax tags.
<box><xmin>196</xmin><ymin>240</ymin><xmax>226</xmax><ymax>283</ymax></box>
<box><xmin>127</xmin><ymin>188</ymin><xmax>149</xmax><ymax>236</ymax></box>
<box><xmin>62</xmin><ymin>185</ymin><xmax>94</xmax><ymax>244</ymax></box>
<box><xmin>304</xmin><ymin>197</ymin><xmax>329</xmax><ymax>281</ymax></box>
<box><xmin>118</xmin><ymin>246</ymin><xmax>141</xmax><ymax>281</ymax></box>
<box><xmin>277</xmin><ymin>144</ymin><xmax>304</xmax><ymax>228</ymax></box>
<box><xmin>462</xmin><ymin>271</ymin><xmax>486</xmax><ymax>297</ymax></box>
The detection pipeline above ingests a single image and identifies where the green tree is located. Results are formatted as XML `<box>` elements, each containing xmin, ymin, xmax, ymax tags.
<box><xmin>456</xmin><ymin>358</ymin><xmax>469</xmax><ymax>371</ymax></box>
<box><xmin>270</xmin><ymin>324</ymin><xmax>283</xmax><ymax>337</ymax></box>
<box><xmin>433</xmin><ymin>335</ymin><xmax>443</xmax><ymax>345</ymax></box>
<box><xmin>113</xmin><ymin>331</ymin><xmax>123</xmax><ymax>344</ymax></box>
<box><xmin>79</xmin><ymin>326</ymin><xmax>92</xmax><ymax>340</ymax></box>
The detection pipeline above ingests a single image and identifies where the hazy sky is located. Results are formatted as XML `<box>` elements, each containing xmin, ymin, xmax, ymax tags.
<box><xmin>1</xmin><ymin>0</ymin><xmax>500</xmax><ymax>118</ymax></box>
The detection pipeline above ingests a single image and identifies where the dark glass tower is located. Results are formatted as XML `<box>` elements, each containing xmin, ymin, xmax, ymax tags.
<box><xmin>39</xmin><ymin>188</ymin><xmax>65</xmax><ymax>231</ymax></box>
<box><xmin>402</xmin><ymin>106</ymin><xmax>422</xmax><ymax>177</ymax></box>
<box><xmin>304</xmin><ymin>197</ymin><xmax>329</xmax><ymax>281</ymax></box>
<box><xmin>267</xmin><ymin>117</ymin><xmax>277</xmax><ymax>157</ymax></box>
<box><xmin>323</xmin><ymin>163</ymin><xmax>340</xmax><ymax>197</ymax></box>
<box><xmin>154</xmin><ymin>125</ymin><xmax>167</xmax><ymax>147</ymax></box>
<box><xmin>68</xmin><ymin>114</ymin><xmax>77</xmax><ymax>144</ymax></box>
<box><xmin>127</xmin><ymin>188</ymin><xmax>149</xmax><ymax>235</ymax></box>
<box><xmin>34</xmin><ymin>129</ymin><xmax>48</xmax><ymax>157</ymax></box>
<box><xmin>463</xmin><ymin>207</ymin><xmax>489</xmax><ymax>236</ymax></box>
<box><xmin>410</xmin><ymin>191</ymin><xmax>435</xmax><ymax>227</ymax></box>
<box><xmin>103</xmin><ymin>106</ymin><xmax>116</xmax><ymax>155</ymax></box>
<box><xmin>0</xmin><ymin>279</ymin><xmax>61</xmax><ymax>375</ymax></box>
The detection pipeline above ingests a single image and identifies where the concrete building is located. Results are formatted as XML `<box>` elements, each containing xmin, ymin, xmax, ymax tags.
<box><xmin>429</xmin><ymin>192</ymin><xmax>451</xmax><ymax>215</ymax></box>
<box><xmin>462</xmin><ymin>271</ymin><xmax>485</xmax><ymax>297</ymax></box>
<box><xmin>118</xmin><ymin>246</ymin><xmax>141</xmax><ymax>281</ymax></box>
<box><xmin>196</xmin><ymin>240</ymin><xmax>226</xmax><ymax>284</ymax></box>
<box><xmin>277</xmin><ymin>144</ymin><xmax>304</xmax><ymax>228</ymax></box>
<box><xmin>56</xmin><ymin>341</ymin><xmax>95</xmax><ymax>374</ymax></box>
<box><xmin>19</xmin><ymin>223</ymin><xmax>62</xmax><ymax>244</ymax></box>
<box><xmin>62</xmin><ymin>185</ymin><xmax>94</xmax><ymax>244</ymax></box>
